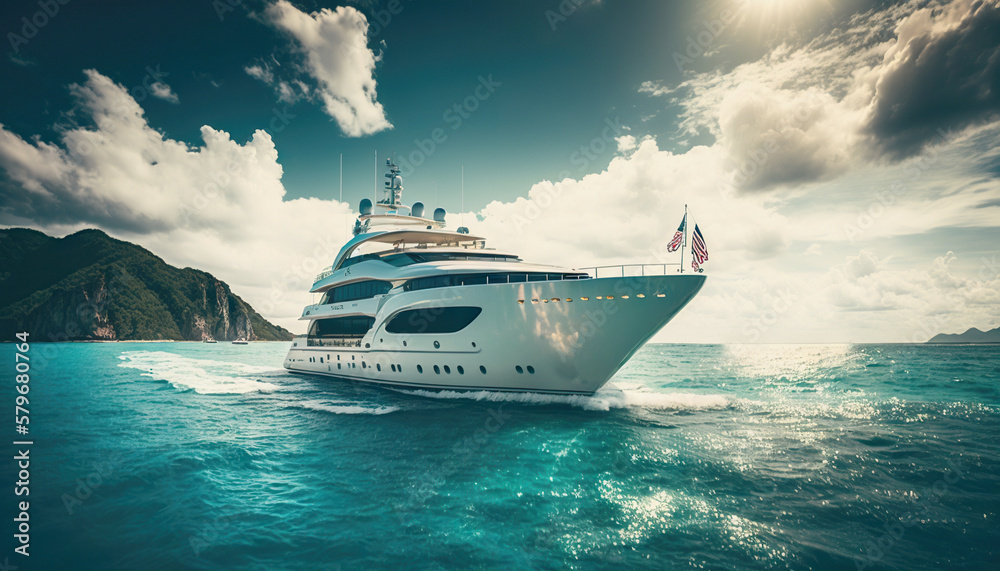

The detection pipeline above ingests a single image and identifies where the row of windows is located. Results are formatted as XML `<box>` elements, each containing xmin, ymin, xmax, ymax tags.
<box><xmin>320</xmin><ymin>280</ymin><xmax>393</xmax><ymax>304</ymax></box>
<box><xmin>517</xmin><ymin>293</ymin><xmax>668</xmax><ymax>304</ymax></box>
<box><xmin>309</xmin><ymin>316</ymin><xmax>375</xmax><ymax>338</ymax></box>
<box><xmin>403</xmin><ymin>272</ymin><xmax>588</xmax><ymax>292</ymax></box>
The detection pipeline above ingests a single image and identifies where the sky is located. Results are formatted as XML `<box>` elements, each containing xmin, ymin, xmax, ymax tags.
<box><xmin>1</xmin><ymin>0</ymin><xmax>999</xmax><ymax>342</ymax></box>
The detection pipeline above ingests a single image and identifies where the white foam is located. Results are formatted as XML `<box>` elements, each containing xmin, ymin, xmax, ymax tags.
<box><xmin>118</xmin><ymin>351</ymin><xmax>280</xmax><ymax>394</ymax></box>
<box><xmin>393</xmin><ymin>385</ymin><xmax>729</xmax><ymax>412</ymax></box>
<box><xmin>294</xmin><ymin>400</ymin><xmax>400</xmax><ymax>415</ymax></box>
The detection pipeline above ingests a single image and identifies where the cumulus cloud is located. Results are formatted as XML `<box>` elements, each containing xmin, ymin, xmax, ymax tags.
<box><xmin>0</xmin><ymin>64</ymin><xmax>996</xmax><ymax>342</ymax></box>
<box><xmin>645</xmin><ymin>0</ymin><xmax>1000</xmax><ymax>192</ymax></box>
<box><xmin>263</xmin><ymin>1</ymin><xmax>391</xmax><ymax>137</ymax></box>
<box><xmin>862</xmin><ymin>0</ymin><xmax>1000</xmax><ymax>159</ymax></box>
<box><xmin>0</xmin><ymin>70</ymin><xmax>354</xmax><ymax>328</ymax></box>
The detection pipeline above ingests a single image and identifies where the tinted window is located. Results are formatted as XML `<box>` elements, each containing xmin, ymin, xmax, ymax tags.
<box><xmin>321</xmin><ymin>280</ymin><xmax>392</xmax><ymax>304</ymax></box>
<box><xmin>385</xmin><ymin>307</ymin><xmax>482</xmax><ymax>334</ymax></box>
<box><xmin>310</xmin><ymin>316</ymin><xmax>375</xmax><ymax>337</ymax></box>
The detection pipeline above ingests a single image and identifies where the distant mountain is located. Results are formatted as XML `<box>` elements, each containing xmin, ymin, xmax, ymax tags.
<box><xmin>927</xmin><ymin>327</ymin><xmax>1000</xmax><ymax>344</ymax></box>
<box><xmin>0</xmin><ymin>228</ymin><xmax>293</xmax><ymax>342</ymax></box>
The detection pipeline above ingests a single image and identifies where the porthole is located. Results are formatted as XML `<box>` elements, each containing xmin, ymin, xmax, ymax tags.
<box><xmin>656</xmin><ymin>293</ymin><xmax>666</xmax><ymax>298</ymax></box>
<box><xmin>362</xmin><ymin>362</ymin><xmax>367</xmax><ymax>369</ymax></box>
<box><xmin>566</xmin><ymin>298</ymin><xmax>573</xmax><ymax>302</ymax></box>
<box><xmin>417</xmin><ymin>365</ymin><xmax>423</xmax><ymax>373</ymax></box>
<box><xmin>472</xmin><ymin>342</ymin><xmax>477</xmax><ymax>348</ymax></box>
<box><xmin>365</xmin><ymin>343</ymin><xmax>370</xmax><ymax>348</ymax></box>
<box><xmin>543</xmin><ymin>299</ymin><xmax>550</xmax><ymax>303</ymax></box>
<box><xmin>433</xmin><ymin>365</ymin><xmax>441</xmax><ymax>374</ymax></box>
<box><xmin>391</xmin><ymin>364</ymin><xmax>396</xmax><ymax>372</ymax></box>
<box><xmin>515</xmin><ymin>365</ymin><xmax>524</xmax><ymax>374</ymax></box>
<box><xmin>531</xmin><ymin>299</ymin><xmax>539</xmax><ymax>304</ymax></box>
<box><xmin>434</xmin><ymin>340</ymin><xmax>440</xmax><ymax>349</ymax></box>
<box><xmin>337</xmin><ymin>355</ymin><xmax>341</xmax><ymax>360</ymax></box>
<box><xmin>596</xmin><ymin>296</ymin><xmax>603</xmax><ymax>300</ymax></box>
<box><xmin>380</xmin><ymin>338</ymin><xmax>383</xmax><ymax>343</ymax></box>
<box><xmin>376</xmin><ymin>363</ymin><xmax>381</xmax><ymax>371</ymax></box>
<box><xmin>637</xmin><ymin>294</ymin><xmax>645</xmax><ymax>298</ymax></box>
<box><xmin>527</xmin><ymin>366</ymin><xmax>535</xmax><ymax>374</ymax></box>
<box><xmin>397</xmin><ymin>365</ymin><xmax>402</xmax><ymax>372</ymax></box>
<box><xmin>457</xmin><ymin>366</ymin><xmax>464</xmax><ymax>375</ymax></box>
<box><xmin>607</xmin><ymin>296</ymin><xmax>614</xmax><ymax>300</ymax></box>
<box><xmin>403</xmin><ymin>340</ymin><xmax>408</xmax><ymax>347</ymax></box>
<box><xmin>443</xmin><ymin>365</ymin><xmax>451</xmax><ymax>374</ymax></box>
<box><xmin>517</xmin><ymin>300</ymin><xmax>525</xmax><ymax>304</ymax></box>
<box><xmin>621</xmin><ymin>295</ymin><xmax>629</xmax><ymax>299</ymax></box>
<box><xmin>552</xmin><ymin>298</ymin><xmax>560</xmax><ymax>302</ymax></box>
<box><xmin>581</xmin><ymin>296</ymin><xmax>589</xmax><ymax>301</ymax></box>
<box><xmin>338</xmin><ymin>363</ymin><xmax>341</xmax><ymax>369</ymax></box>
<box><xmin>480</xmin><ymin>365</ymin><xmax>487</xmax><ymax>374</ymax></box>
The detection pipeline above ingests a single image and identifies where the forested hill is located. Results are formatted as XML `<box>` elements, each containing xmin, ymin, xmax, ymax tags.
<box><xmin>0</xmin><ymin>228</ymin><xmax>293</xmax><ymax>342</ymax></box>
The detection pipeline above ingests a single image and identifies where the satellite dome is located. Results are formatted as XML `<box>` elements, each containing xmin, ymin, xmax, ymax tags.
<box><xmin>359</xmin><ymin>198</ymin><xmax>372</xmax><ymax>216</ymax></box>
<box><xmin>411</xmin><ymin>202</ymin><xmax>425</xmax><ymax>218</ymax></box>
<box><xmin>433</xmin><ymin>207</ymin><xmax>446</xmax><ymax>223</ymax></box>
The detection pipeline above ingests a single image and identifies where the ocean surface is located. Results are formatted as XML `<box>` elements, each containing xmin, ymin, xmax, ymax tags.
<box><xmin>2</xmin><ymin>342</ymin><xmax>998</xmax><ymax>570</ymax></box>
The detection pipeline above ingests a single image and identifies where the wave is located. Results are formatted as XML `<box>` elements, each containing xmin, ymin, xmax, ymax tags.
<box><xmin>393</xmin><ymin>385</ymin><xmax>730</xmax><ymax>412</ymax></box>
<box><xmin>292</xmin><ymin>399</ymin><xmax>400</xmax><ymax>415</ymax></box>
<box><xmin>117</xmin><ymin>351</ymin><xmax>280</xmax><ymax>394</ymax></box>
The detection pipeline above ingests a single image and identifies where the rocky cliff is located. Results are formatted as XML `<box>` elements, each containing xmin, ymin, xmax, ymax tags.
<box><xmin>0</xmin><ymin>228</ymin><xmax>293</xmax><ymax>342</ymax></box>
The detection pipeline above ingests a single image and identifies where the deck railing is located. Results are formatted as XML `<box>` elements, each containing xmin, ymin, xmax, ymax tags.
<box><xmin>576</xmin><ymin>263</ymin><xmax>682</xmax><ymax>279</ymax></box>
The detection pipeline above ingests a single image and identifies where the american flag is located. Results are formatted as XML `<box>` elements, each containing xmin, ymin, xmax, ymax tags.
<box><xmin>666</xmin><ymin>214</ymin><xmax>686</xmax><ymax>252</ymax></box>
<box><xmin>691</xmin><ymin>224</ymin><xmax>709</xmax><ymax>271</ymax></box>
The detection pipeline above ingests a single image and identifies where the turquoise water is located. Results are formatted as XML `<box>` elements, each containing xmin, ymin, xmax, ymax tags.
<box><xmin>2</xmin><ymin>342</ymin><xmax>998</xmax><ymax>569</ymax></box>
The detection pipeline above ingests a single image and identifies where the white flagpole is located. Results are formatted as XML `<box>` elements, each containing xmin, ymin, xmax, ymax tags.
<box><xmin>679</xmin><ymin>204</ymin><xmax>687</xmax><ymax>273</ymax></box>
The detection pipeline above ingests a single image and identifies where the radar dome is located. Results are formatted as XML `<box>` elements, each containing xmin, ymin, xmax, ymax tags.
<box><xmin>433</xmin><ymin>207</ymin><xmax>446</xmax><ymax>223</ymax></box>
<box><xmin>359</xmin><ymin>198</ymin><xmax>372</xmax><ymax>216</ymax></box>
<box><xmin>411</xmin><ymin>202</ymin><xmax>425</xmax><ymax>218</ymax></box>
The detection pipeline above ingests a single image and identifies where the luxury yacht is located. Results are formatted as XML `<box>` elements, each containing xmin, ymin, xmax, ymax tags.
<box><xmin>283</xmin><ymin>160</ymin><xmax>705</xmax><ymax>394</ymax></box>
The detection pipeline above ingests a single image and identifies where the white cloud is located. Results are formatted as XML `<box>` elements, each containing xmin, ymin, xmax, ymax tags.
<box><xmin>0</xmin><ymin>70</ymin><xmax>353</xmax><ymax>329</ymax></box>
<box><xmin>148</xmin><ymin>81</ymin><xmax>179</xmax><ymax>104</ymax></box>
<box><xmin>264</xmin><ymin>1</ymin><xmax>391</xmax><ymax>137</ymax></box>
<box><xmin>244</xmin><ymin>63</ymin><xmax>274</xmax><ymax>84</ymax></box>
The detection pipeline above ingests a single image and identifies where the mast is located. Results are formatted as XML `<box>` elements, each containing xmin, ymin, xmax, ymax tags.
<box><xmin>679</xmin><ymin>204</ymin><xmax>687</xmax><ymax>274</ymax></box>
<box><xmin>339</xmin><ymin>153</ymin><xmax>343</xmax><ymax>203</ymax></box>
<box><xmin>461</xmin><ymin>165</ymin><xmax>465</xmax><ymax>229</ymax></box>
<box><xmin>373</xmin><ymin>150</ymin><xmax>377</xmax><ymax>208</ymax></box>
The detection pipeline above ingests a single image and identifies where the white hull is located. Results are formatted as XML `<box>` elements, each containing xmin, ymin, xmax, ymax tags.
<box><xmin>284</xmin><ymin>274</ymin><xmax>704</xmax><ymax>394</ymax></box>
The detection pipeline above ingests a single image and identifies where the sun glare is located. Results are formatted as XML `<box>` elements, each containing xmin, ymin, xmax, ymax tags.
<box><xmin>734</xmin><ymin>0</ymin><xmax>830</xmax><ymax>36</ymax></box>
